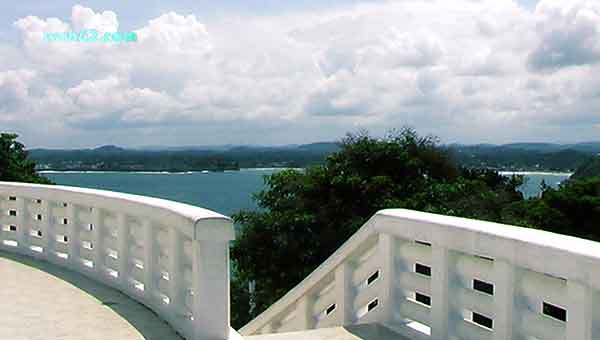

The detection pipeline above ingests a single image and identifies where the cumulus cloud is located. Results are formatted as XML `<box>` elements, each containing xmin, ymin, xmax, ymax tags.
<box><xmin>528</xmin><ymin>0</ymin><xmax>600</xmax><ymax>71</ymax></box>
<box><xmin>0</xmin><ymin>69</ymin><xmax>37</xmax><ymax>118</ymax></box>
<box><xmin>71</xmin><ymin>4</ymin><xmax>118</xmax><ymax>32</ymax></box>
<box><xmin>1</xmin><ymin>1</ymin><xmax>600</xmax><ymax>147</ymax></box>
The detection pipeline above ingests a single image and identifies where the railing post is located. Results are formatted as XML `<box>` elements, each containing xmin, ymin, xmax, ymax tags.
<box><xmin>66</xmin><ymin>203</ymin><xmax>80</xmax><ymax>267</ymax></box>
<box><xmin>91</xmin><ymin>207</ymin><xmax>104</xmax><ymax>276</ymax></box>
<box><xmin>143</xmin><ymin>219</ymin><xmax>156</xmax><ymax>303</ymax></box>
<box><xmin>117</xmin><ymin>213</ymin><xmax>130</xmax><ymax>287</ymax></box>
<box><xmin>379</xmin><ymin>233</ymin><xmax>397</xmax><ymax>323</ymax></box>
<box><xmin>16</xmin><ymin>197</ymin><xmax>28</xmax><ymax>253</ymax></box>
<box><xmin>193</xmin><ymin>239</ymin><xmax>230</xmax><ymax>340</ymax></box>
<box><xmin>296</xmin><ymin>295</ymin><xmax>314</xmax><ymax>330</ymax></box>
<box><xmin>566</xmin><ymin>280</ymin><xmax>592</xmax><ymax>340</ymax></box>
<box><xmin>334</xmin><ymin>261</ymin><xmax>354</xmax><ymax>325</ymax></box>
<box><xmin>260</xmin><ymin>323</ymin><xmax>273</xmax><ymax>334</ymax></box>
<box><xmin>41</xmin><ymin>199</ymin><xmax>54</xmax><ymax>261</ymax></box>
<box><xmin>192</xmin><ymin>216</ymin><xmax>234</xmax><ymax>340</ymax></box>
<box><xmin>169</xmin><ymin>227</ymin><xmax>183</xmax><ymax>315</ymax></box>
<box><xmin>493</xmin><ymin>260</ymin><xmax>515</xmax><ymax>340</ymax></box>
<box><xmin>431</xmin><ymin>246</ymin><xmax>449</xmax><ymax>340</ymax></box>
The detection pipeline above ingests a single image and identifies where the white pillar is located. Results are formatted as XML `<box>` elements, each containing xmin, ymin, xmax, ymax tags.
<box><xmin>261</xmin><ymin>323</ymin><xmax>273</xmax><ymax>334</ymax></box>
<box><xmin>41</xmin><ymin>199</ymin><xmax>54</xmax><ymax>261</ymax></box>
<box><xmin>335</xmin><ymin>262</ymin><xmax>354</xmax><ymax>325</ymax></box>
<box><xmin>143</xmin><ymin>219</ymin><xmax>156</xmax><ymax>303</ymax></box>
<box><xmin>117</xmin><ymin>212</ymin><xmax>129</xmax><ymax>287</ymax></box>
<box><xmin>16</xmin><ymin>197</ymin><xmax>28</xmax><ymax>253</ymax></box>
<box><xmin>493</xmin><ymin>260</ymin><xmax>515</xmax><ymax>340</ymax></box>
<box><xmin>431</xmin><ymin>246</ymin><xmax>449</xmax><ymax>340</ymax></box>
<box><xmin>66</xmin><ymin>203</ymin><xmax>80</xmax><ymax>267</ymax></box>
<box><xmin>193</xmin><ymin>240</ymin><xmax>230</xmax><ymax>340</ymax></box>
<box><xmin>296</xmin><ymin>295</ymin><xmax>314</xmax><ymax>330</ymax></box>
<box><xmin>566</xmin><ymin>280</ymin><xmax>592</xmax><ymax>340</ymax></box>
<box><xmin>379</xmin><ymin>233</ymin><xmax>397</xmax><ymax>323</ymax></box>
<box><xmin>91</xmin><ymin>207</ymin><xmax>103</xmax><ymax>275</ymax></box>
<box><xmin>169</xmin><ymin>228</ymin><xmax>183</xmax><ymax>313</ymax></box>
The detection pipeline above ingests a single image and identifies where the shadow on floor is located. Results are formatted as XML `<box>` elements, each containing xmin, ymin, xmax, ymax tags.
<box><xmin>344</xmin><ymin>323</ymin><xmax>411</xmax><ymax>340</ymax></box>
<box><xmin>244</xmin><ymin>322</ymin><xmax>411</xmax><ymax>340</ymax></box>
<box><xmin>0</xmin><ymin>250</ymin><xmax>182</xmax><ymax>340</ymax></box>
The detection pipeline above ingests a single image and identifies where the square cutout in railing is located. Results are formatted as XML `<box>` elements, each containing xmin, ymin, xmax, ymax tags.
<box><xmin>543</xmin><ymin>302</ymin><xmax>567</xmax><ymax>322</ymax></box>
<box><xmin>367</xmin><ymin>298</ymin><xmax>378</xmax><ymax>312</ymax></box>
<box><xmin>415</xmin><ymin>292</ymin><xmax>431</xmax><ymax>306</ymax></box>
<box><xmin>473</xmin><ymin>279</ymin><xmax>494</xmax><ymax>295</ymax></box>
<box><xmin>367</xmin><ymin>270</ymin><xmax>380</xmax><ymax>285</ymax></box>
<box><xmin>415</xmin><ymin>263</ymin><xmax>431</xmax><ymax>277</ymax></box>
<box><xmin>9</xmin><ymin>210</ymin><xmax>17</xmax><ymax>216</ymax></box>
<box><xmin>8</xmin><ymin>196</ymin><xmax>16</xmax><ymax>201</ymax></box>
<box><xmin>472</xmin><ymin>311</ymin><xmax>493</xmax><ymax>329</ymax></box>
<box><xmin>326</xmin><ymin>303</ymin><xmax>336</xmax><ymax>316</ymax></box>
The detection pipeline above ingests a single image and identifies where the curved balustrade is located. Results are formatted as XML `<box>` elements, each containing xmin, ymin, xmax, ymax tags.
<box><xmin>0</xmin><ymin>181</ymin><xmax>236</xmax><ymax>340</ymax></box>
<box><xmin>240</xmin><ymin>209</ymin><xmax>600</xmax><ymax>340</ymax></box>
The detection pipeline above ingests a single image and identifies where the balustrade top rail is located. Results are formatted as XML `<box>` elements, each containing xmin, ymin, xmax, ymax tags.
<box><xmin>241</xmin><ymin>209</ymin><xmax>600</xmax><ymax>340</ymax></box>
<box><xmin>0</xmin><ymin>181</ymin><xmax>236</xmax><ymax>340</ymax></box>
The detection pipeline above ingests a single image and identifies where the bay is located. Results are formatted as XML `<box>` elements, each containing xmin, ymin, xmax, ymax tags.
<box><xmin>43</xmin><ymin>169</ymin><xmax>281</xmax><ymax>216</ymax></box>
<box><xmin>43</xmin><ymin>170</ymin><xmax>571</xmax><ymax>217</ymax></box>
<box><xmin>499</xmin><ymin>171</ymin><xmax>572</xmax><ymax>198</ymax></box>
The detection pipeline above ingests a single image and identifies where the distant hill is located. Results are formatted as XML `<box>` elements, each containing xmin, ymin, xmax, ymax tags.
<box><xmin>572</xmin><ymin>156</ymin><xmax>600</xmax><ymax>180</ymax></box>
<box><xmin>29</xmin><ymin>142</ymin><xmax>340</xmax><ymax>172</ymax></box>
<box><xmin>446</xmin><ymin>142</ymin><xmax>600</xmax><ymax>172</ymax></box>
<box><xmin>28</xmin><ymin>140</ymin><xmax>599</xmax><ymax>172</ymax></box>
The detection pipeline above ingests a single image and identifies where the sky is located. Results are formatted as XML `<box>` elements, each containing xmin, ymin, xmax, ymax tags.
<box><xmin>1</xmin><ymin>0</ymin><xmax>600</xmax><ymax>148</ymax></box>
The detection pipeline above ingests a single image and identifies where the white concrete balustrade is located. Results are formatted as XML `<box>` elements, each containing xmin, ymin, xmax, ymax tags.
<box><xmin>0</xmin><ymin>181</ymin><xmax>236</xmax><ymax>340</ymax></box>
<box><xmin>240</xmin><ymin>209</ymin><xmax>600</xmax><ymax>340</ymax></box>
<box><xmin>3</xmin><ymin>180</ymin><xmax>600</xmax><ymax>340</ymax></box>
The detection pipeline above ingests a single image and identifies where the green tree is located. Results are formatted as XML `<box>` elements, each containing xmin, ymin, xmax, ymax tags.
<box><xmin>230</xmin><ymin>128</ymin><xmax>523</xmax><ymax>328</ymax></box>
<box><xmin>571</xmin><ymin>156</ymin><xmax>600</xmax><ymax>180</ymax></box>
<box><xmin>0</xmin><ymin>133</ymin><xmax>52</xmax><ymax>184</ymax></box>
<box><xmin>502</xmin><ymin>178</ymin><xmax>600</xmax><ymax>240</ymax></box>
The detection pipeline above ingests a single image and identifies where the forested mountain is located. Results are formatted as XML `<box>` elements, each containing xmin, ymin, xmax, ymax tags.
<box><xmin>572</xmin><ymin>157</ymin><xmax>600</xmax><ymax>180</ymax></box>
<box><xmin>446</xmin><ymin>143</ymin><xmax>598</xmax><ymax>171</ymax></box>
<box><xmin>29</xmin><ymin>143</ymin><xmax>341</xmax><ymax>171</ymax></box>
<box><xmin>29</xmin><ymin>141</ymin><xmax>600</xmax><ymax>172</ymax></box>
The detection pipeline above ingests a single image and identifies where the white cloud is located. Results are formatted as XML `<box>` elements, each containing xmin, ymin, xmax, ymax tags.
<box><xmin>71</xmin><ymin>4</ymin><xmax>118</xmax><ymax>32</ymax></box>
<box><xmin>528</xmin><ymin>0</ymin><xmax>600</xmax><ymax>70</ymax></box>
<box><xmin>2</xmin><ymin>1</ymin><xmax>600</xmax><ymax>147</ymax></box>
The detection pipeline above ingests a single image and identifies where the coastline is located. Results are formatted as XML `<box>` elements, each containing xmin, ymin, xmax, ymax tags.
<box><xmin>39</xmin><ymin>169</ymin><xmax>570</xmax><ymax>176</ymax></box>
<box><xmin>38</xmin><ymin>168</ymin><xmax>295</xmax><ymax>175</ymax></box>
<box><xmin>498</xmin><ymin>171</ymin><xmax>573</xmax><ymax>176</ymax></box>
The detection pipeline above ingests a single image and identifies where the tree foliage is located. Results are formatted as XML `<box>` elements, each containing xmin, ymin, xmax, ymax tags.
<box><xmin>502</xmin><ymin>178</ymin><xmax>600</xmax><ymax>240</ymax></box>
<box><xmin>230</xmin><ymin>128</ymin><xmax>524</xmax><ymax>327</ymax></box>
<box><xmin>0</xmin><ymin>133</ymin><xmax>51</xmax><ymax>184</ymax></box>
<box><xmin>571</xmin><ymin>156</ymin><xmax>600</xmax><ymax>180</ymax></box>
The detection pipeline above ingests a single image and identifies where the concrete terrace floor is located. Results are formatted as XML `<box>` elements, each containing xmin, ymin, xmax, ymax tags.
<box><xmin>0</xmin><ymin>250</ymin><xmax>408</xmax><ymax>340</ymax></box>
<box><xmin>244</xmin><ymin>323</ymin><xmax>411</xmax><ymax>340</ymax></box>
<box><xmin>0</xmin><ymin>250</ymin><xmax>181</xmax><ymax>340</ymax></box>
